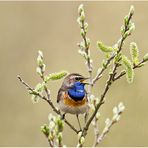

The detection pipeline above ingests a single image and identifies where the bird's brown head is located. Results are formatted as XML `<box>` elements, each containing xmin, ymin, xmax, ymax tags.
<box><xmin>62</xmin><ymin>73</ymin><xmax>88</xmax><ymax>88</ymax></box>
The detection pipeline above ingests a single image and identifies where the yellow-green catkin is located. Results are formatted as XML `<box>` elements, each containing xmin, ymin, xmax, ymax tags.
<box><xmin>130</xmin><ymin>42</ymin><xmax>139</xmax><ymax>65</ymax></box>
<box><xmin>122</xmin><ymin>55</ymin><xmax>134</xmax><ymax>83</ymax></box>
<box><xmin>45</xmin><ymin>71</ymin><xmax>68</xmax><ymax>82</ymax></box>
<box><xmin>97</xmin><ymin>41</ymin><xmax>114</xmax><ymax>53</ymax></box>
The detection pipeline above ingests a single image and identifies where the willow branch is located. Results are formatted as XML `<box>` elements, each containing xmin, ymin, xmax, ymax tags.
<box><xmin>92</xmin><ymin>116</ymin><xmax>100</xmax><ymax>147</ymax></box>
<box><xmin>81</xmin><ymin>18</ymin><xmax>93</xmax><ymax>97</ymax></box>
<box><xmin>78</xmin><ymin>8</ymin><xmax>135</xmax><ymax>147</ymax></box>
<box><xmin>92</xmin><ymin>53</ymin><xmax>115</xmax><ymax>85</ymax></box>
<box><xmin>113</xmin><ymin>59</ymin><xmax>146</xmax><ymax>81</ymax></box>
<box><xmin>95</xmin><ymin>111</ymin><xmax>123</xmax><ymax>146</ymax></box>
<box><xmin>17</xmin><ymin>75</ymin><xmax>79</xmax><ymax>134</ymax></box>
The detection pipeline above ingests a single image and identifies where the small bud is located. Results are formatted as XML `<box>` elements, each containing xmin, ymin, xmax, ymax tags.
<box><xmin>48</xmin><ymin>113</ymin><xmax>53</xmax><ymax>121</ymax></box>
<box><xmin>90</xmin><ymin>94</ymin><xmax>95</xmax><ymax>100</ymax></box>
<box><xmin>49</xmin><ymin>120</ymin><xmax>56</xmax><ymax>129</ymax></box>
<box><xmin>31</xmin><ymin>94</ymin><xmax>39</xmax><ymax>103</ymax></box>
<box><xmin>89</xmin><ymin>104</ymin><xmax>95</xmax><ymax>111</ymax></box>
<box><xmin>124</xmin><ymin>22</ymin><xmax>135</xmax><ymax>38</ymax></box>
<box><xmin>38</xmin><ymin>50</ymin><xmax>43</xmax><ymax>58</ymax></box>
<box><xmin>80</xmin><ymin>29</ymin><xmax>85</xmax><ymax>36</ymax></box>
<box><xmin>37</xmin><ymin>56</ymin><xmax>43</xmax><ymax>67</ymax></box>
<box><xmin>80</xmin><ymin>11</ymin><xmax>85</xmax><ymax>21</ymax></box>
<box><xmin>97</xmin><ymin>68</ymin><xmax>102</xmax><ymax>76</ymax></box>
<box><xmin>42</xmin><ymin>64</ymin><xmax>46</xmax><ymax>72</ymax></box>
<box><xmin>113</xmin><ymin>44</ymin><xmax>119</xmax><ymax>52</ymax></box>
<box><xmin>78</xmin><ymin>131</ymin><xmax>82</xmax><ymax>139</ymax></box>
<box><xmin>80</xmin><ymin>41</ymin><xmax>85</xmax><ymax>48</ymax></box>
<box><xmin>36</xmin><ymin>67</ymin><xmax>42</xmax><ymax>76</ymax></box>
<box><xmin>113</xmin><ymin>106</ymin><xmax>118</xmax><ymax>114</ymax></box>
<box><xmin>129</xmin><ymin>22</ymin><xmax>135</xmax><ymax>33</ymax></box>
<box><xmin>35</xmin><ymin>83</ymin><xmax>44</xmax><ymax>92</ymax></box>
<box><xmin>84</xmin><ymin>22</ymin><xmax>88</xmax><ymax>31</ymax></box>
<box><xmin>86</xmin><ymin>38</ymin><xmax>90</xmax><ymax>47</ymax></box>
<box><xmin>123</xmin><ymin>30</ymin><xmax>130</xmax><ymax>38</ymax></box>
<box><xmin>78</xmin><ymin>50</ymin><xmax>88</xmax><ymax>60</ymax></box>
<box><xmin>57</xmin><ymin>132</ymin><xmax>63</xmax><ymax>143</ymax></box>
<box><xmin>90</xmin><ymin>59</ymin><xmax>93</xmax><ymax>64</ymax></box>
<box><xmin>117</xmin><ymin>39</ymin><xmax>122</xmax><ymax>47</ymax></box>
<box><xmin>143</xmin><ymin>53</ymin><xmax>148</xmax><ymax>61</ymax></box>
<box><xmin>116</xmin><ymin>115</ymin><xmax>121</xmax><ymax>121</ymax></box>
<box><xmin>138</xmin><ymin>63</ymin><xmax>145</xmax><ymax>67</ymax></box>
<box><xmin>48</xmin><ymin>132</ymin><xmax>54</xmax><ymax>141</ymax></box>
<box><xmin>129</xmin><ymin>5</ymin><xmax>134</xmax><ymax>16</ymax></box>
<box><xmin>78</xmin><ymin>4</ymin><xmax>84</xmax><ymax>15</ymax></box>
<box><xmin>56</xmin><ymin>117</ymin><xmax>64</xmax><ymax>132</ymax></box>
<box><xmin>41</xmin><ymin>124</ymin><xmax>49</xmax><ymax>137</ymax></box>
<box><xmin>77</xmin><ymin>17</ymin><xmax>81</xmax><ymax>26</ymax></box>
<box><xmin>114</xmin><ymin>53</ymin><xmax>121</xmax><ymax>63</ymax></box>
<box><xmin>118</xmin><ymin>102</ymin><xmax>125</xmax><ymax>112</ymax></box>
<box><xmin>124</xmin><ymin>15</ymin><xmax>128</xmax><ymax>26</ymax></box>
<box><xmin>91</xmin><ymin>120</ymin><xmax>95</xmax><ymax>126</ymax></box>
<box><xmin>113</xmin><ymin>114</ymin><xmax>120</xmax><ymax>122</ymax></box>
<box><xmin>105</xmin><ymin>118</ymin><xmax>111</xmax><ymax>126</ymax></box>
<box><xmin>121</xmin><ymin>25</ymin><xmax>125</xmax><ymax>36</ymax></box>
<box><xmin>37</xmin><ymin>50</ymin><xmax>44</xmax><ymax>67</ymax></box>
<box><xmin>80</xmin><ymin>136</ymin><xmax>85</xmax><ymax>145</ymax></box>
<box><xmin>96</xmin><ymin>112</ymin><xmax>100</xmax><ymax>119</ymax></box>
<box><xmin>102</xmin><ymin>59</ymin><xmax>107</xmax><ymax>68</ymax></box>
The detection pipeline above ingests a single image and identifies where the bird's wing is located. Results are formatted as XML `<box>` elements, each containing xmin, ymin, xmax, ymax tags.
<box><xmin>57</xmin><ymin>88</ymin><xmax>65</xmax><ymax>103</ymax></box>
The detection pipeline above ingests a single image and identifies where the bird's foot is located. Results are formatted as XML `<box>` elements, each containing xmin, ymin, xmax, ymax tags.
<box><xmin>60</xmin><ymin>113</ymin><xmax>66</xmax><ymax>120</ymax></box>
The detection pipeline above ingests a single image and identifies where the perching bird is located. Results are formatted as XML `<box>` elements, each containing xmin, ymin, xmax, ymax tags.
<box><xmin>57</xmin><ymin>73</ymin><xmax>89</xmax><ymax>130</ymax></box>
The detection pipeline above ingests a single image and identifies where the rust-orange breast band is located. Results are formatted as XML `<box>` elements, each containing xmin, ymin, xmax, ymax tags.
<box><xmin>63</xmin><ymin>92</ymin><xmax>87</xmax><ymax>107</ymax></box>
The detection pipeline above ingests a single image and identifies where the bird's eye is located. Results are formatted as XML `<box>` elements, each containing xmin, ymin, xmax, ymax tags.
<box><xmin>75</xmin><ymin>77</ymin><xmax>80</xmax><ymax>81</ymax></box>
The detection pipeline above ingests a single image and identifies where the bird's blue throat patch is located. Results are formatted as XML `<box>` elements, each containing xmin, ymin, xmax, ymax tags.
<box><xmin>68</xmin><ymin>82</ymin><xmax>85</xmax><ymax>101</ymax></box>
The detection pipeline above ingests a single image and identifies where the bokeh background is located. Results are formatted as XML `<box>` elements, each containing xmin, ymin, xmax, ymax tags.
<box><xmin>0</xmin><ymin>1</ymin><xmax>148</xmax><ymax>147</ymax></box>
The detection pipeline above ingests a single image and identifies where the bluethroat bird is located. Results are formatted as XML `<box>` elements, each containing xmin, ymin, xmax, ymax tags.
<box><xmin>57</xmin><ymin>73</ymin><xmax>89</xmax><ymax>130</ymax></box>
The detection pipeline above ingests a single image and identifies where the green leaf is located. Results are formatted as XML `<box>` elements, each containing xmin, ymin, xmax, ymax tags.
<box><xmin>122</xmin><ymin>55</ymin><xmax>134</xmax><ymax>83</ymax></box>
<box><xmin>97</xmin><ymin>41</ymin><xmax>114</xmax><ymax>52</ymax></box>
<box><xmin>130</xmin><ymin>42</ymin><xmax>139</xmax><ymax>64</ymax></box>
<box><xmin>45</xmin><ymin>71</ymin><xmax>68</xmax><ymax>82</ymax></box>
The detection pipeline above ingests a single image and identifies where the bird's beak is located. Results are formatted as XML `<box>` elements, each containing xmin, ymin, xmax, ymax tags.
<box><xmin>80</xmin><ymin>77</ymin><xmax>89</xmax><ymax>85</ymax></box>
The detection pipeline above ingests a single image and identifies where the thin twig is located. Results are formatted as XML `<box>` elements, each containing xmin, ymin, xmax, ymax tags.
<box><xmin>81</xmin><ymin>18</ymin><xmax>93</xmax><ymax>96</ymax></box>
<box><xmin>48</xmin><ymin>138</ymin><xmax>54</xmax><ymax>147</ymax></box>
<box><xmin>17</xmin><ymin>75</ymin><xmax>79</xmax><ymax>134</ymax></box>
<box><xmin>92</xmin><ymin>53</ymin><xmax>115</xmax><ymax>85</ymax></box>
<box><xmin>95</xmin><ymin>110</ymin><xmax>123</xmax><ymax>146</ymax></box>
<box><xmin>113</xmin><ymin>59</ymin><xmax>146</xmax><ymax>81</ymax></box>
<box><xmin>92</xmin><ymin>116</ymin><xmax>100</xmax><ymax>147</ymax></box>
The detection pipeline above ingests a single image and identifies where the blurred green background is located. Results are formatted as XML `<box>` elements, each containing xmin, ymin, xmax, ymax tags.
<box><xmin>0</xmin><ymin>1</ymin><xmax>148</xmax><ymax>147</ymax></box>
